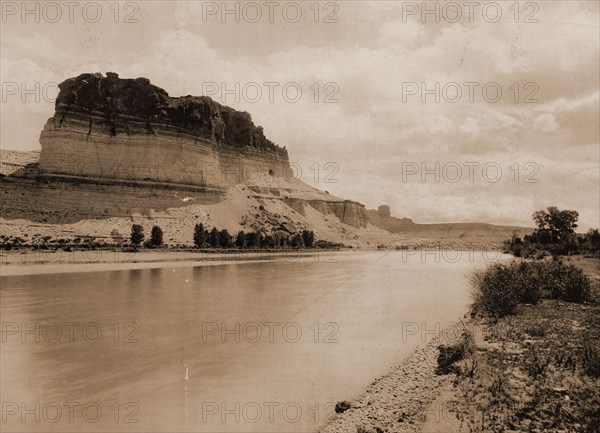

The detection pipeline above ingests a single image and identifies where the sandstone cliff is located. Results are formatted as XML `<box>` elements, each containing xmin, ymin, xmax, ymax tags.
<box><xmin>23</xmin><ymin>73</ymin><xmax>370</xmax><ymax>233</ymax></box>
<box><xmin>39</xmin><ymin>72</ymin><xmax>290</xmax><ymax>189</ymax></box>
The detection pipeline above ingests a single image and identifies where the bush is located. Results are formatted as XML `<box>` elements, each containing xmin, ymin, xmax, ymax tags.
<box><xmin>471</xmin><ymin>260</ymin><xmax>591</xmax><ymax>317</ymax></box>
<box><xmin>471</xmin><ymin>265</ymin><xmax>523</xmax><ymax>317</ymax></box>
<box><xmin>512</xmin><ymin>243</ymin><xmax>523</xmax><ymax>257</ymax></box>
<box><xmin>553</xmin><ymin>263</ymin><xmax>591</xmax><ymax>303</ymax></box>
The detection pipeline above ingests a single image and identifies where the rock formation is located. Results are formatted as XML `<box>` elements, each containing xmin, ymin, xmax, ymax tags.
<box><xmin>39</xmin><ymin>72</ymin><xmax>290</xmax><ymax>189</ymax></box>
<box><xmin>377</xmin><ymin>205</ymin><xmax>391</xmax><ymax>218</ymax></box>
<box><xmin>366</xmin><ymin>206</ymin><xmax>414</xmax><ymax>232</ymax></box>
<box><xmin>35</xmin><ymin>73</ymin><xmax>368</xmax><ymax>229</ymax></box>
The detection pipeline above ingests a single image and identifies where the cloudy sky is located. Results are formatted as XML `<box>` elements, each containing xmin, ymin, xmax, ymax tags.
<box><xmin>1</xmin><ymin>1</ymin><xmax>598</xmax><ymax>229</ymax></box>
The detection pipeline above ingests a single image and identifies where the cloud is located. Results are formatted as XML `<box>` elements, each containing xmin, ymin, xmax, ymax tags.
<box><xmin>0</xmin><ymin>1</ymin><xmax>598</xmax><ymax>229</ymax></box>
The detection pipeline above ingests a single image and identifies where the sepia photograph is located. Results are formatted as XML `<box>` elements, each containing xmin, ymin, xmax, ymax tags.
<box><xmin>0</xmin><ymin>1</ymin><xmax>599</xmax><ymax>432</ymax></box>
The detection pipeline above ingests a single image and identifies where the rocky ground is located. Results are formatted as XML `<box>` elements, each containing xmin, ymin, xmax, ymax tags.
<box><xmin>319</xmin><ymin>322</ymin><xmax>469</xmax><ymax>433</ymax></box>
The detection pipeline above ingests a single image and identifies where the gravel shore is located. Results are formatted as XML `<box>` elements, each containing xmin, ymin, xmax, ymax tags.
<box><xmin>319</xmin><ymin>322</ymin><xmax>466</xmax><ymax>433</ymax></box>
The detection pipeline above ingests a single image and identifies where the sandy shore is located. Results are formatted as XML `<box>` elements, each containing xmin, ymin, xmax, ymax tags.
<box><xmin>319</xmin><ymin>322</ymin><xmax>469</xmax><ymax>433</ymax></box>
<box><xmin>0</xmin><ymin>248</ymin><xmax>355</xmax><ymax>276</ymax></box>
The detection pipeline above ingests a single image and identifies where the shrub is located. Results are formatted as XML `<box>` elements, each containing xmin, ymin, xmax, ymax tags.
<box><xmin>533</xmin><ymin>260</ymin><xmax>591</xmax><ymax>302</ymax></box>
<box><xmin>524</xmin><ymin>322</ymin><xmax>546</xmax><ymax>337</ymax></box>
<box><xmin>524</xmin><ymin>347</ymin><xmax>551</xmax><ymax>379</ymax></box>
<box><xmin>554</xmin><ymin>263</ymin><xmax>591</xmax><ymax>303</ymax></box>
<box><xmin>512</xmin><ymin>243</ymin><xmax>523</xmax><ymax>257</ymax></box>
<box><xmin>471</xmin><ymin>263</ymin><xmax>536</xmax><ymax>317</ymax></box>
<box><xmin>471</xmin><ymin>260</ymin><xmax>591</xmax><ymax>317</ymax></box>
<box><xmin>111</xmin><ymin>229</ymin><xmax>124</xmax><ymax>244</ymax></box>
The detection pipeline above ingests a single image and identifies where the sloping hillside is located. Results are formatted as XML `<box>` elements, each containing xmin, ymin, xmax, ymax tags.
<box><xmin>366</xmin><ymin>206</ymin><xmax>530</xmax><ymax>247</ymax></box>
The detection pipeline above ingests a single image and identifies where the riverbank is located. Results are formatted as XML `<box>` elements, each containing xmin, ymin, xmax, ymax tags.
<box><xmin>0</xmin><ymin>248</ymin><xmax>350</xmax><ymax>276</ymax></box>
<box><xmin>319</xmin><ymin>255</ymin><xmax>600</xmax><ymax>433</ymax></box>
<box><xmin>446</xmin><ymin>255</ymin><xmax>600</xmax><ymax>433</ymax></box>
<box><xmin>319</xmin><ymin>320</ymin><xmax>470</xmax><ymax>433</ymax></box>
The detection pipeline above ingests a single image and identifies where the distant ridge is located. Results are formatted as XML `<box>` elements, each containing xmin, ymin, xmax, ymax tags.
<box><xmin>367</xmin><ymin>205</ymin><xmax>530</xmax><ymax>245</ymax></box>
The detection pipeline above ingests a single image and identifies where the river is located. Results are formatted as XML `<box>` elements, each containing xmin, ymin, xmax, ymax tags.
<box><xmin>0</xmin><ymin>250</ymin><xmax>504</xmax><ymax>432</ymax></box>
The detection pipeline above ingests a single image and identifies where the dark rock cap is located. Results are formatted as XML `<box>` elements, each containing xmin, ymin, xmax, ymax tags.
<box><xmin>54</xmin><ymin>72</ymin><xmax>287</xmax><ymax>156</ymax></box>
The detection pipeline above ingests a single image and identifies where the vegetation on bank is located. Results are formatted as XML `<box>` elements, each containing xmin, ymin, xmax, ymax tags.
<box><xmin>0</xmin><ymin>223</ymin><xmax>347</xmax><ymax>251</ymax></box>
<box><xmin>435</xmin><ymin>256</ymin><xmax>600</xmax><ymax>433</ymax></box>
<box><xmin>470</xmin><ymin>259</ymin><xmax>592</xmax><ymax>317</ymax></box>
<box><xmin>504</xmin><ymin>206</ymin><xmax>600</xmax><ymax>258</ymax></box>
<box><xmin>190</xmin><ymin>223</ymin><xmax>316</xmax><ymax>249</ymax></box>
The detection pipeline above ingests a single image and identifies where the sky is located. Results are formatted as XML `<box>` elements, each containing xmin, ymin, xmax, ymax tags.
<box><xmin>1</xmin><ymin>0</ymin><xmax>599</xmax><ymax>230</ymax></box>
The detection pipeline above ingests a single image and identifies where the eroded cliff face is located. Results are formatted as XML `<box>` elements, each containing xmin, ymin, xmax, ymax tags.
<box><xmin>39</xmin><ymin>72</ymin><xmax>290</xmax><ymax>189</ymax></box>
<box><xmin>36</xmin><ymin>73</ymin><xmax>368</xmax><ymax>229</ymax></box>
<box><xmin>307</xmin><ymin>200</ymin><xmax>368</xmax><ymax>228</ymax></box>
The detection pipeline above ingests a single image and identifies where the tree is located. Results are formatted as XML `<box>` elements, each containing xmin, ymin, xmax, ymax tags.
<box><xmin>245</xmin><ymin>232</ymin><xmax>258</xmax><ymax>248</ymax></box>
<box><xmin>263</xmin><ymin>235</ymin><xmax>275</xmax><ymax>249</ymax></box>
<box><xmin>290</xmin><ymin>234</ymin><xmax>304</xmax><ymax>248</ymax></box>
<box><xmin>257</xmin><ymin>234</ymin><xmax>265</xmax><ymax>248</ymax></box>
<box><xmin>130</xmin><ymin>224</ymin><xmax>144</xmax><ymax>246</ymax></box>
<box><xmin>219</xmin><ymin>229</ymin><xmax>232</xmax><ymax>248</ymax></box>
<box><xmin>235</xmin><ymin>231</ymin><xmax>246</xmax><ymax>248</ymax></box>
<box><xmin>302</xmin><ymin>230</ymin><xmax>315</xmax><ymax>247</ymax></box>
<box><xmin>194</xmin><ymin>223</ymin><xmax>207</xmax><ymax>248</ymax></box>
<box><xmin>528</xmin><ymin>229</ymin><xmax>552</xmax><ymax>245</ymax></box>
<box><xmin>280</xmin><ymin>235</ymin><xmax>289</xmax><ymax>248</ymax></box>
<box><xmin>150</xmin><ymin>226</ymin><xmax>163</xmax><ymax>247</ymax></box>
<box><xmin>209</xmin><ymin>227</ymin><xmax>220</xmax><ymax>248</ymax></box>
<box><xmin>532</xmin><ymin>207</ymin><xmax>579</xmax><ymax>243</ymax></box>
<box><xmin>585</xmin><ymin>228</ymin><xmax>600</xmax><ymax>252</ymax></box>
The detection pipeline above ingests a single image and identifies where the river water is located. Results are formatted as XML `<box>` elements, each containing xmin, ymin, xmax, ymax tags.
<box><xmin>0</xmin><ymin>250</ymin><xmax>503</xmax><ymax>432</ymax></box>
